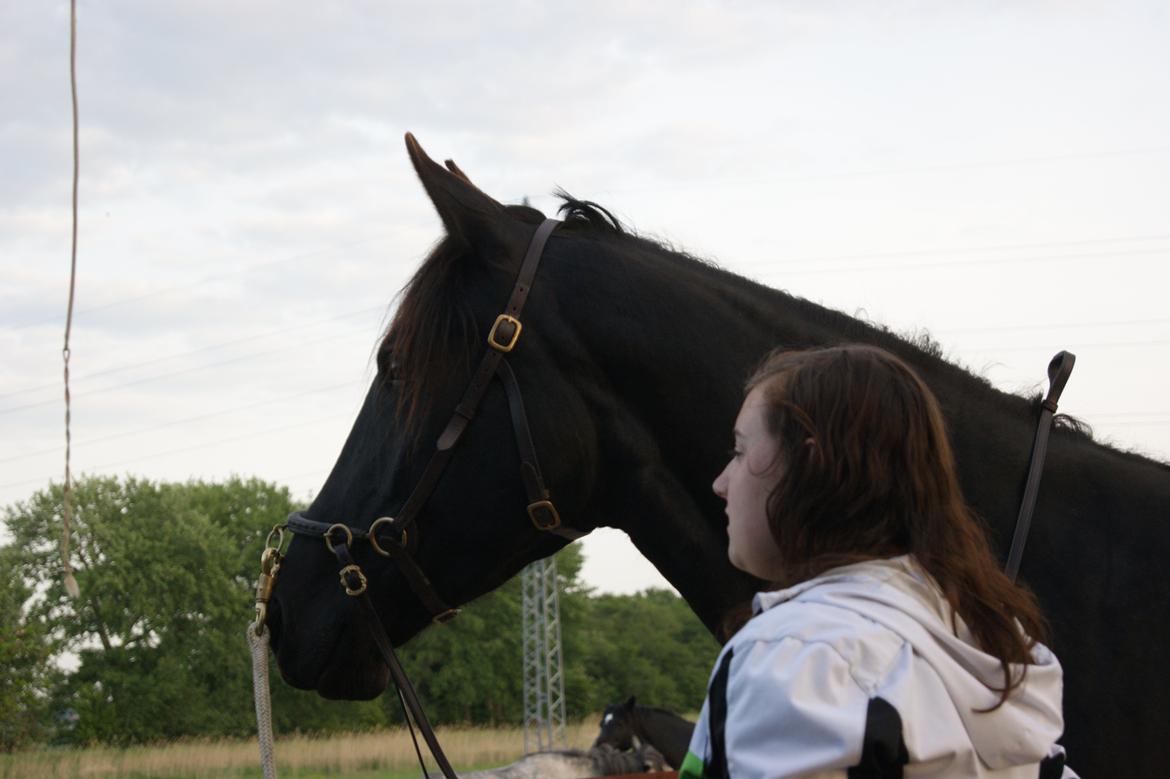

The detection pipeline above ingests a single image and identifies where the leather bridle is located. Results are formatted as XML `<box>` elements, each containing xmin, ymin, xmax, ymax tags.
<box><xmin>276</xmin><ymin>218</ymin><xmax>583</xmax><ymax>778</ymax></box>
<box><xmin>286</xmin><ymin>217</ymin><xmax>583</xmax><ymax>619</ymax></box>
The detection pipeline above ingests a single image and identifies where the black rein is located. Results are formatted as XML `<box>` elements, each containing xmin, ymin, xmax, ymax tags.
<box><xmin>284</xmin><ymin>218</ymin><xmax>583</xmax><ymax>779</ymax></box>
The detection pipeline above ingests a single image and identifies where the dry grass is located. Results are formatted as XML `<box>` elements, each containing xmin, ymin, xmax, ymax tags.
<box><xmin>0</xmin><ymin>720</ymin><xmax>602</xmax><ymax>779</ymax></box>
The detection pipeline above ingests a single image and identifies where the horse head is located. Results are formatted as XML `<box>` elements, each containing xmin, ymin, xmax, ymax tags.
<box><xmin>593</xmin><ymin>695</ymin><xmax>640</xmax><ymax>752</ymax></box>
<box><xmin>265</xmin><ymin>135</ymin><xmax>610</xmax><ymax>698</ymax></box>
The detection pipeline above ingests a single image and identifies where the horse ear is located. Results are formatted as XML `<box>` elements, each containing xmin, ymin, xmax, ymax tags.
<box><xmin>404</xmin><ymin>133</ymin><xmax>525</xmax><ymax>254</ymax></box>
<box><xmin>624</xmin><ymin>695</ymin><xmax>636</xmax><ymax>709</ymax></box>
<box><xmin>444</xmin><ymin>158</ymin><xmax>473</xmax><ymax>185</ymax></box>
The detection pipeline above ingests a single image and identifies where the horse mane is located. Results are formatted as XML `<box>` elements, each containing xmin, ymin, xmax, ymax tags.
<box><xmin>555</xmin><ymin>191</ymin><xmax>626</xmax><ymax>234</ymax></box>
<box><xmin>378</xmin><ymin>193</ymin><xmax>633</xmax><ymax>433</ymax></box>
<box><xmin>382</xmin><ymin>192</ymin><xmax>1108</xmax><ymax>451</ymax></box>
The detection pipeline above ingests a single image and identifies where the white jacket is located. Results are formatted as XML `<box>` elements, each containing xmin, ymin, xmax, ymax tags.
<box><xmin>680</xmin><ymin>556</ymin><xmax>1078</xmax><ymax>779</ymax></box>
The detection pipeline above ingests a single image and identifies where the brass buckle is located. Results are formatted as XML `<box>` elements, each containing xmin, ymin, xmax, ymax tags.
<box><xmin>433</xmin><ymin>608</ymin><xmax>461</xmax><ymax>625</ymax></box>
<box><xmin>369</xmin><ymin>516</ymin><xmax>408</xmax><ymax>557</ymax></box>
<box><xmin>323</xmin><ymin>523</ymin><xmax>353</xmax><ymax>551</ymax></box>
<box><xmin>487</xmin><ymin>314</ymin><xmax>522</xmax><ymax>353</ymax></box>
<box><xmin>339</xmin><ymin>564</ymin><xmax>368</xmax><ymax>596</ymax></box>
<box><xmin>527</xmin><ymin>500</ymin><xmax>561</xmax><ymax>531</ymax></box>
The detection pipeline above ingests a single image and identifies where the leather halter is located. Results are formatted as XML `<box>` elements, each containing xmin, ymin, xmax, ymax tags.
<box><xmin>286</xmin><ymin>217</ymin><xmax>584</xmax><ymax>624</ymax></box>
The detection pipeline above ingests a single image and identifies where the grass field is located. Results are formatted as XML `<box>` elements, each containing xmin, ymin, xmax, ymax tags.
<box><xmin>0</xmin><ymin>720</ymin><xmax>604</xmax><ymax>779</ymax></box>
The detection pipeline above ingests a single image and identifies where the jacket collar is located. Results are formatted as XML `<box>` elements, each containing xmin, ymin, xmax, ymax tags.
<box><xmin>752</xmin><ymin>555</ymin><xmax>917</xmax><ymax>615</ymax></box>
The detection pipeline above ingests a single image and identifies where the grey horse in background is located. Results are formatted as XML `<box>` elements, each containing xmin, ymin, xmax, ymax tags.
<box><xmin>448</xmin><ymin>743</ymin><xmax>666</xmax><ymax>779</ymax></box>
<box><xmin>594</xmin><ymin>697</ymin><xmax>695</xmax><ymax>770</ymax></box>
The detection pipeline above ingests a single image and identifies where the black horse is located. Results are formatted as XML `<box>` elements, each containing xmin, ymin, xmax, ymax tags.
<box><xmin>267</xmin><ymin>135</ymin><xmax>1170</xmax><ymax>778</ymax></box>
<box><xmin>594</xmin><ymin>697</ymin><xmax>694</xmax><ymax>770</ymax></box>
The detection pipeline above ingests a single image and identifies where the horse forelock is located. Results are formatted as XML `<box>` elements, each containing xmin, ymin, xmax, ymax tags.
<box><xmin>378</xmin><ymin>194</ymin><xmax>636</xmax><ymax>437</ymax></box>
<box><xmin>379</xmin><ymin>236</ymin><xmax>481</xmax><ymax>437</ymax></box>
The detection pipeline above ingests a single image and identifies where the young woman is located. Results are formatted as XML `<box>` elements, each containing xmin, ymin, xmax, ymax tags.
<box><xmin>681</xmin><ymin>345</ymin><xmax>1077</xmax><ymax>779</ymax></box>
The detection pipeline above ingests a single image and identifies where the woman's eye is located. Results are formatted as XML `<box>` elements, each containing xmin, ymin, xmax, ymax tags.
<box><xmin>729</xmin><ymin>447</ymin><xmax>743</xmax><ymax>460</ymax></box>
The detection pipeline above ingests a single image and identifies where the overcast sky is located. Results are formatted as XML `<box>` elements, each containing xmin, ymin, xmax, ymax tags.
<box><xmin>3</xmin><ymin>1</ymin><xmax>1168</xmax><ymax>594</ymax></box>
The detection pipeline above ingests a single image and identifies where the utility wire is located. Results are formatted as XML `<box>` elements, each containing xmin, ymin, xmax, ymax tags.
<box><xmin>0</xmin><ymin>304</ymin><xmax>386</xmax><ymax>401</ymax></box>
<box><xmin>8</xmin><ymin>234</ymin><xmax>400</xmax><ymax>332</ymax></box>
<box><xmin>0</xmin><ymin>380</ymin><xmax>357</xmax><ymax>464</ymax></box>
<box><xmin>936</xmin><ymin>316</ymin><xmax>1170</xmax><ymax>336</ymax></box>
<box><xmin>596</xmin><ymin>144</ymin><xmax>1170</xmax><ymax>195</ymax></box>
<box><xmin>757</xmin><ymin>232</ymin><xmax>1170</xmax><ymax>268</ymax></box>
<box><xmin>0</xmin><ymin>321</ymin><xmax>375</xmax><ymax>415</ymax></box>
<box><xmin>740</xmin><ymin>245</ymin><xmax>1168</xmax><ymax>276</ymax></box>
<box><xmin>0</xmin><ymin>413</ymin><xmax>352</xmax><ymax>492</ymax></box>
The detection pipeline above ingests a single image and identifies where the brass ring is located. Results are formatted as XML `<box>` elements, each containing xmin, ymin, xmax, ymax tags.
<box><xmin>369</xmin><ymin>516</ymin><xmax>407</xmax><ymax>557</ymax></box>
<box><xmin>323</xmin><ymin>523</ymin><xmax>353</xmax><ymax>551</ymax></box>
<box><xmin>339</xmin><ymin>564</ymin><xmax>368</xmax><ymax>596</ymax></box>
<box><xmin>264</xmin><ymin>524</ymin><xmax>286</xmax><ymax>551</ymax></box>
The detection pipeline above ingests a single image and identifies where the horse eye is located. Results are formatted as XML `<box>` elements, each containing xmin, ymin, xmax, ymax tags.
<box><xmin>378</xmin><ymin>352</ymin><xmax>400</xmax><ymax>380</ymax></box>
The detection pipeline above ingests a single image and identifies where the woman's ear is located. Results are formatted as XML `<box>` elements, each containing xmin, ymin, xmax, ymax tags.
<box><xmin>804</xmin><ymin>436</ymin><xmax>823</xmax><ymax>467</ymax></box>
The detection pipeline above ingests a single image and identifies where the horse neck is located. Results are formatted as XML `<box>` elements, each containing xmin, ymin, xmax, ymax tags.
<box><xmin>635</xmin><ymin>705</ymin><xmax>691</xmax><ymax>735</ymax></box>
<box><xmin>554</xmin><ymin>248</ymin><xmax>918</xmax><ymax>631</ymax></box>
<box><xmin>633</xmin><ymin>706</ymin><xmax>693</xmax><ymax>768</ymax></box>
<box><xmin>553</xmin><ymin>240</ymin><xmax>1170</xmax><ymax>630</ymax></box>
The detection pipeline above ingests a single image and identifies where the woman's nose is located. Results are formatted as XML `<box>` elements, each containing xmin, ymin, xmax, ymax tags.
<box><xmin>712</xmin><ymin>463</ymin><xmax>729</xmax><ymax>498</ymax></box>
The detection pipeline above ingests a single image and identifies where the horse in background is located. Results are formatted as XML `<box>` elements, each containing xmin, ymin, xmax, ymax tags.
<box><xmin>594</xmin><ymin>697</ymin><xmax>695</xmax><ymax>770</ymax></box>
<box><xmin>450</xmin><ymin>743</ymin><xmax>666</xmax><ymax>779</ymax></box>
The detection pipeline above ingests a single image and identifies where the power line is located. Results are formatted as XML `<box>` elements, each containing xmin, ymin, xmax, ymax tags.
<box><xmin>758</xmin><ymin>232</ymin><xmax>1170</xmax><ymax>268</ymax></box>
<box><xmin>6</xmin><ymin>233</ymin><xmax>401</xmax><ymax>331</ymax></box>
<box><xmin>936</xmin><ymin>316</ymin><xmax>1170</xmax><ymax>336</ymax></box>
<box><xmin>740</xmin><ymin>245</ymin><xmax>1168</xmax><ymax>276</ymax></box>
<box><xmin>0</xmin><ymin>304</ymin><xmax>387</xmax><ymax>401</ymax></box>
<box><xmin>0</xmin><ymin>380</ymin><xmax>357</xmax><ymax>464</ymax></box>
<box><xmin>0</xmin><ymin>412</ymin><xmax>352</xmax><ymax>492</ymax></box>
<box><xmin>0</xmin><ymin>322</ymin><xmax>376</xmax><ymax>416</ymax></box>
<box><xmin>964</xmin><ymin>338</ymin><xmax>1170</xmax><ymax>354</ymax></box>
<box><xmin>597</xmin><ymin>145</ymin><xmax>1170</xmax><ymax>195</ymax></box>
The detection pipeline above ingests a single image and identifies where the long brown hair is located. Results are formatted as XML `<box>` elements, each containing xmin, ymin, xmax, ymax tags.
<box><xmin>746</xmin><ymin>344</ymin><xmax>1047</xmax><ymax>707</ymax></box>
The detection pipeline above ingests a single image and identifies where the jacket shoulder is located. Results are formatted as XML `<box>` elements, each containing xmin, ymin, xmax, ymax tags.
<box><xmin>733</xmin><ymin>593</ymin><xmax>908</xmax><ymax>695</ymax></box>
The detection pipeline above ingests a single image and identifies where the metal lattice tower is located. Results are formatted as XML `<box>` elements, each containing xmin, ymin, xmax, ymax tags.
<box><xmin>521</xmin><ymin>556</ymin><xmax>567</xmax><ymax>753</ymax></box>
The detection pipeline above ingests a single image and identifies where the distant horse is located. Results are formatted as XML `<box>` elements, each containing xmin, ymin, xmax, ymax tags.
<box><xmin>594</xmin><ymin>697</ymin><xmax>694</xmax><ymax>770</ymax></box>
<box><xmin>268</xmin><ymin>135</ymin><xmax>1170</xmax><ymax>779</ymax></box>
<box><xmin>450</xmin><ymin>744</ymin><xmax>665</xmax><ymax>779</ymax></box>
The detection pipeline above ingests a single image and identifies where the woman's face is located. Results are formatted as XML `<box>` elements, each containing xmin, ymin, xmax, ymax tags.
<box><xmin>713</xmin><ymin>384</ymin><xmax>786</xmax><ymax>581</ymax></box>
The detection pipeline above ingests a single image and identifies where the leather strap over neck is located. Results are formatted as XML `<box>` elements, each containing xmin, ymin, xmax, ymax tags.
<box><xmin>1004</xmin><ymin>350</ymin><xmax>1076</xmax><ymax>583</ymax></box>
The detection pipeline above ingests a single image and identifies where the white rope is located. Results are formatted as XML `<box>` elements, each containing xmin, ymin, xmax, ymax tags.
<box><xmin>248</xmin><ymin>625</ymin><xmax>279</xmax><ymax>779</ymax></box>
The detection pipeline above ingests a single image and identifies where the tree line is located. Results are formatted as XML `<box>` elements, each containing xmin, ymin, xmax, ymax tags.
<box><xmin>0</xmin><ymin>476</ymin><xmax>719</xmax><ymax>749</ymax></box>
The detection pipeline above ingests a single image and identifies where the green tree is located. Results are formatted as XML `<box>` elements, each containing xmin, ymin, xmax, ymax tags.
<box><xmin>394</xmin><ymin>545</ymin><xmax>587</xmax><ymax>726</ymax></box>
<box><xmin>0</xmin><ymin>547</ymin><xmax>54</xmax><ymax>750</ymax></box>
<box><xmin>0</xmin><ymin>475</ymin><xmax>352</xmax><ymax>743</ymax></box>
<box><xmin>2</xmin><ymin>475</ymin><xmax>720</xmax><ymax>743</ymax></box>
<box><xmin>569</xmin><ymin>589</ymin><xmax>719</xmax><ymax>717</ymax></box>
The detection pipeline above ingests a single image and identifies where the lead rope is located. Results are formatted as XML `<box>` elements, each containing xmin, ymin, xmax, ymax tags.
<box><xmin>248</xmin><ymin>625</ymin><xmax>279</xmax><ymax>779</ymax></box>
<box><xmin>250</xmin><ymin>528</ymin><xmax>285</xmax><ymax>779</ymax></box>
